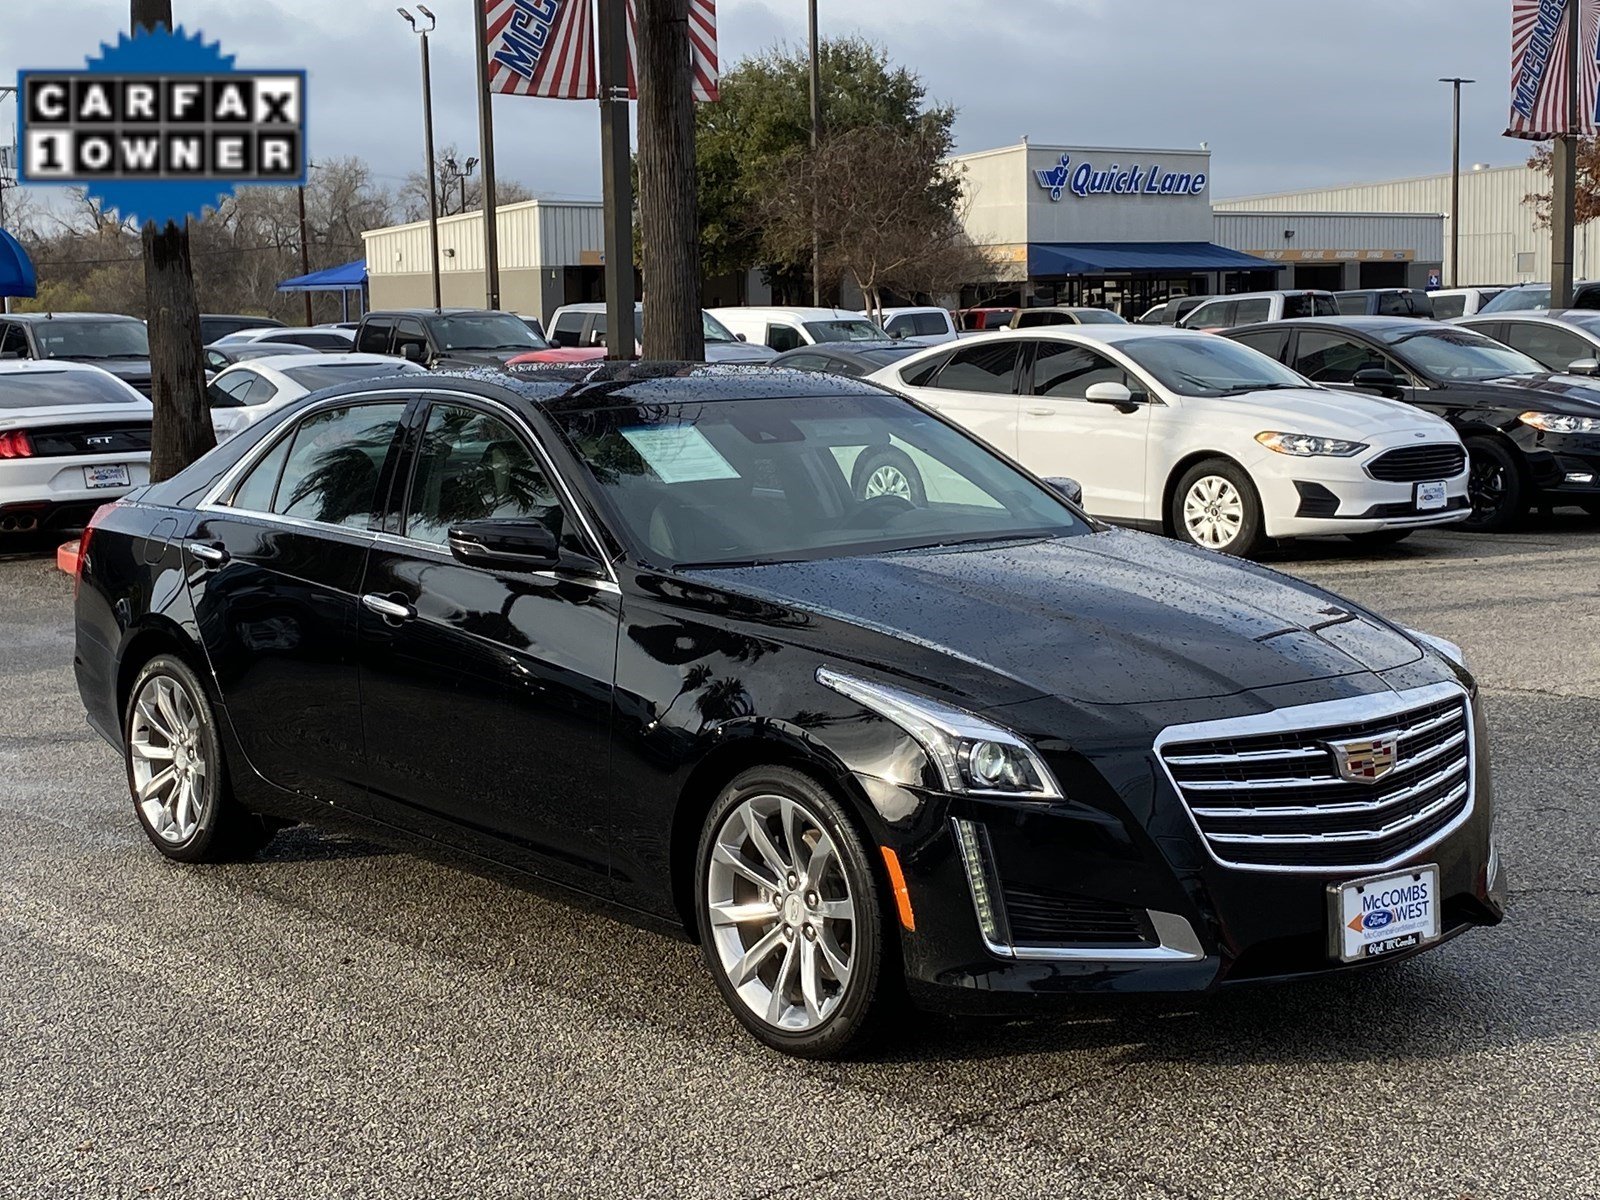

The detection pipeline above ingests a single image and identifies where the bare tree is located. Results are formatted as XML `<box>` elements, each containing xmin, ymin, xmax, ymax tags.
<box><xmin>761</xmin><ymin>126</ymin><xmax>991</xmax><ymax>322</ymax></box>
<box><xmin>131</xmin><ymin>0</ymin><xmax>213</xmax><ymax>480</ymax></box>
<box><xmin>635</xmin><ymin>0</ymin><xmax>704</xmax><ymax>360</ymax></box>
<box><xmin>399</xmin><ymin>144</ymin><xmax>534</xmax><ymax>220</ymax></box>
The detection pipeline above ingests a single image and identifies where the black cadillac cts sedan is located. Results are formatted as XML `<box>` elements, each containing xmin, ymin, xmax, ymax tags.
<box><xmin>73</xmin><ymin>364</ymin><xmax>1506</xmax><ymax>1058</ymax></box>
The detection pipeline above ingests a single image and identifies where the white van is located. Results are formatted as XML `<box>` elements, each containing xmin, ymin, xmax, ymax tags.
<box><xmin>868</xmin><ymin>306</ymin><xmax>959</xmax><ymax>344</ymax></box>
<box><xmin>1179</xmin><ymin>290</ymin><xmax>1339</xmax><ymax>331</ymax></box>
<box><xmin>707</xmin><ymin>307</ymin><xmax>889</xmax><ymax>353</ymax></box>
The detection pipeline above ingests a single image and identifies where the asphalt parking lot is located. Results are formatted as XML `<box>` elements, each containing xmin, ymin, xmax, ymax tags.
<box><xmin>2</xmin><ymin>517</ymin><xmax>1598</xmax><ymax>1200</ymax></box>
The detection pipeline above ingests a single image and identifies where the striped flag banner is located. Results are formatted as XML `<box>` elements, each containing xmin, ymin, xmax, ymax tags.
<box><xmin>482</xmin><ymin>0</ymin><xmax>719</xmax><ymax>103</ymax></box>
<box><xmin>625</xmin><ymin>0</ymin><xmax>721</xmax><ymax>102</ymax></box>
<box><xmin>1508</xmin><ymin>0</ymin><xmax>1600</xmax><ymax>139</ymax></box>
<box><xmin>485</xmin><ymin>0</ymin><xmax>598</xmax><ymax>99</ymax></box>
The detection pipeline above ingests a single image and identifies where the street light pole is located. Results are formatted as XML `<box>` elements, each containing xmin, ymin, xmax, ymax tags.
<box><xmin>400</xmin><ymin>5</ymin><xmax>442</xmax><ymax>311</ymax></box>
<box><xmin>808</xmin><ymin>0</ymin><xmax>821</xmax><ymax>306</ymax></box>
<box><xmin>1438</xmin><ymin>77</ymin><xmax>1474</xmax><ymax>288</ymax></box>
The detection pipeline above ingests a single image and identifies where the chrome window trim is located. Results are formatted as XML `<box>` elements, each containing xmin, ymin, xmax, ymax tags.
<box><xmin>950</xmin><ymin>818</ymin><xmax>1206</xmax><ymax>964</ymax></box>
<box><xmin>195</xmin><ymin>386</ymin><xmax>619</xmax><ymax>587</ymax></box>
<box><xmin>369</xmin><ymin>529</ymin><xmax>621</xmax><ymax>595</ymax></box>
<box><xmin>1153</xmin><ymin>681</ymin><xmax>1475</xmax><ymax>876</ymax></box>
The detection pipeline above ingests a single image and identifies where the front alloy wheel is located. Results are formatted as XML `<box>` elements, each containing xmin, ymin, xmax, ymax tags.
<box><xmin>696</xmin><ymin>767</ymin><xmax>890</xmax><ymax>1058</ymax></box>
<box><xmin>1171</xmin><ymin>458</ymin><xmax>1264</xmax><ymax>556</ymax></box>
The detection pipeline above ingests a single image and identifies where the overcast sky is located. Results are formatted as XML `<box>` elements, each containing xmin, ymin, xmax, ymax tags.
<box><xmin>1</xmin><ymin>0</ymin><xmax>1531</xmax><ymax>211</ymax></box>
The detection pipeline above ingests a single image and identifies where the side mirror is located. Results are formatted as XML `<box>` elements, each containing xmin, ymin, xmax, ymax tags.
<box><xmin>1044</xmin><ymin>476</ymin><xmax>1084</xmax><ymax>506</ymax></box>
<box><xmin>447</xmin><ymin>519</ymin><xmax>561</xmax><ymax>570</ymax></box>
<box><xmin>1084</xmin><ymin>381</ymin><xmax>1139</xmax><ymax>411</ymax></box>
<box><xmin>735</xmin><ymin>332</ymin><xmax>748</xmax><ymax>342</ymax></box>
<box><xmin>400</xmin><ymin>342</ymin><xmax>425</xmax><ymax>363</ymax></box>
<box><xmin>587</xmin><ymin>328</ymin><xmax>606</xmax><ymax>347</ymax></box>
<box><xmin>1351</xmin><ymin>367</ymin><xmax>1403</xmax><ymax>397</ymax></box>
<box><xmin>887</xmin><ymin>329</ymin><xmax>905</xmax><ymax>340</ymax></box>
<box><xmin>1567</xmin><ymin>357</ymin><xmax>1599</xmax><ymax>376</ymax></box>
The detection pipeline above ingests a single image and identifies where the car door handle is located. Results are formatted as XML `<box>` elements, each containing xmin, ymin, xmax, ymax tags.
<box><xmin>361</xmin><ymin>593</ymin><xmax>415</xmax><ymax>622</ymax></box>
<box><xmin>1024</xmin><ymin>406</ymin><xmax>1053</xmax><ymax>417</ymax></box>
<box><xmin>186</xmin><ymin>542</ymin><xmax>228</xmax><ymax>567</ymax></box>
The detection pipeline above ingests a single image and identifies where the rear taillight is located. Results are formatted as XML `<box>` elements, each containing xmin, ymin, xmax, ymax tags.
<box><xmin>74</xmin><ymin>501</ymin><xmax>119</xmax><ymax>597</ymax></box>
<box><xmin>0</xmin><ymin>429</ymin><xmax>33</xmax><ymax>458</ymax></box>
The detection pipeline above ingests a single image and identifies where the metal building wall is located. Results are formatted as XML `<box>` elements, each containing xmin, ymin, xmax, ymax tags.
<box><xmin>1213</xmin><ymin>165</ymin><xmax>1586</xmax><ymax>286</ymax></box>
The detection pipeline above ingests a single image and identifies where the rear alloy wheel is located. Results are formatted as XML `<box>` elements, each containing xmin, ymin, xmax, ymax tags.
<box><xmin>851</xmin><ymin>447</ymin><xmax>926</xmax><ymax>506</ymax></box>
<box><xmin>1171</xmin><ymin>459</ymin><xmax>1264</xmax><ymax>557</ymax></box>
<box><xmin>1345</xmin><ymin>529</ymin><xmax>1413</xmax><ymax>547</ymax></box>
<box><xmin>1463</xmin><ymin>436</ymin><xmax>1525</xmax><ymax>531</ymax></box>
<box><xmin>696</xmin><ymin>767</ymin><xmax>890</xmax><ymax>1058</ymax></box>
<box><xmin>124</xmin><ymin>654</ymin><xmax>273</xmax><ymax>863</ymax></box>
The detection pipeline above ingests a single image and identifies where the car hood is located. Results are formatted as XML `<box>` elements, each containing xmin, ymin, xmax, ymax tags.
<box><xmin>1197</xmin><ymin>387</ymin><xmax>1450</xmax><ymax>435</ymax></box>
<box><xmin>689</xmin><ymin>529</ymin><xmax>1421</xmax><ymax>706</ymax></box>
<box><xmin>440</xmin><ymin>348</ymin><xmax>548</xmax><ymax>367</ymax></box>
<box><xmin>62</xmin><ymin>357</ymin><xmax>151</xmax><ymax>384</ymax></box>
<box><xmin>705</xmin><ymin>342</ymin><xmax>778</xmax><ymax>363</ymax></box>
<box><xmin>1467</xmin><ymin>372</ymin><xmax>1600</xmax><ymax>412</ymax></box>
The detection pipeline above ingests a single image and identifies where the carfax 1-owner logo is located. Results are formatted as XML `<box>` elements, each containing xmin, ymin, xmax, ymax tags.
<box><xmin>16</xmin><ymin>25</ymin><xmax>306</xmax><ymax>229</ymax></box>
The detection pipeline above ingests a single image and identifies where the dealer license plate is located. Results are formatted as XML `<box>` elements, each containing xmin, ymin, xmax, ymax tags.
<box><xmin>83</xmin><ymin>464</ymin><xmax>130</xmax><ymax>489</ymax></box>
<box><xmin>1415</xmin><ymin>480</ymin><xmax>1448</xmax><ymax>511</ymax></box>
<box><xmin>1330</xmin><ymin>864</ymin><xmax>1440</xmax><ymax>963</ymax></box>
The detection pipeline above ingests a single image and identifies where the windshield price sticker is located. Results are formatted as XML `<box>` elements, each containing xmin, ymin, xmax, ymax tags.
<box><xmin>17</xmin><ymin>26</ymin><xmax>307</xmax><ymax>228</ymax></box>
<box><xmin>620</xmin><ymin>426</ymin><xmax>742</xmax><ymax>485</ymax></box>
<box><xmin>1331</xmin><ymin>865</ymin><xmax>1440</xmax><ymax>962</ymax></box>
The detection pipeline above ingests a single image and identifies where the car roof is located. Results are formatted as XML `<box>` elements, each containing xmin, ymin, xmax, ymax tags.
<box><xmin>708</xmin><ymin>306</ymin><xmax>876</xmax><ymax>321</ymax></box>
<box><xmin>443</xmin><ymin>361</ymin><xmax>894</xmax><ymax>410</ymax></box>
<box><xmin>1335</xmin><ymin>288</ymin><xmax>1424</xmax><ymax>295</ymax></box>
<box><xmin>219</xmin><ymin>352</ymin><xmax>409</xmax><ymax>376</ymax></box>
<box><xmin>1230</xmin><ymin>315</ymin><xmax>1447</xmax><ymax>335</ymax></box>
<box><xmin>554</xmin><ymin>302</ymin><xmax>642</xmax><ymax>313</ymax></box>
<box><xmin>1195</xmin><ymin>290</ymin><xmax>1330</xmax><ymax>303</ymax></box>
<box><xmin>364</xmin><ymin>308</ymin><xmax>493</xmax><ymax>318</ymax></box>
<box><xmin>3</xmin><ymin>311</ymin><xmax>141</xmax><ymax>323</ymax></box>
<box><xmin>0</xmin><ymin>358</ymin><xmax>116</xmax><ymax>374</ymax></box>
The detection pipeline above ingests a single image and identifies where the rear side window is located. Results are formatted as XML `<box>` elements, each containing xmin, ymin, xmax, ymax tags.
<box><xmin>236</xmin><ymin>401</ymin><xmax>407</xmax><ymax>528</ymax></box>
<box><xmin>1227</xmin><ymin>328</ymin><xmax>1290</xmax><ymax>363</ymax></box>
<box><xmin>0</xmin><ymin>323</ymin><xmax>29</xmax><ymax>358</ymax></box>
<box><xmin>1335</xmin><ymin>294</ymin><xmax>1367</xmax><ymax>315</ymax></box>
<box><xmin>927</xmin><ymin>342</ymin><xmax>1021</xmax><ymax>394</ymax></box>
<box><xmin>1281</xmin><ymin>294</ymin><xmax>1323</xmax><ymax>319</ymax></box>
<box><xmin>1185</xmin><ymin>300</ymin><xmax>1232</xmax><ymax>328</ymax></box>
<box><xmin>356</xmin><ymin>318</ymin><xmax>393</xmax><ymax>355</ymax></box>
<box><xmin>1430</xmin><ymin>294</ymin><xmax>1466</xmax><ymax>319</ymax></box>
<box><xmin>1231</xmin><ymin>298</ymin><xmax>1272</xmax><ymax>325</ymax></box>
<box><xmin>1312</xmin><ymin>294</ymin><xmax>1340</xmax><ymax>316</ymax></box>
<box><xmin>550</xmin><ymin>312</ymin><xmax>587</xmax><ymax>347</ymax></box>
<box><xmin>899</xmin><ymin>350</ymin><xmax>952</xmax><ymax>388</ymax></box>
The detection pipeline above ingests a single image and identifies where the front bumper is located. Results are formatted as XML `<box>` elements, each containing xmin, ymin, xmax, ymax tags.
<box><xmin>1515</xmin><ymin>426</ymin><xmax>1600</xmax><ymax>497</ymax></box>
<box><xmin>880</xmin><ymin>682</ymin><xmax>1505</xmax><ymax>1013</ymax></box>
<box><xmin>1249</xmin><ymin>444</ymin><xmax>1471</xmax><ymax>538</ymax></box>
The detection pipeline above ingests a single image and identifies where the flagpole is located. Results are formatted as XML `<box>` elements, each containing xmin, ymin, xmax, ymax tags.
<box><xmin>473</xmin><ymin>0</ymin><xmax>503</xmax><ymax>311</ymax></box>
<box><xmin>597</xmin><ymin>0</ymin><xmax>636</xmax><ymax>358</ymax></box>
<box><xmin>1553</xmin><ymin>0</ymin><xmax>1581</xmax><ymax>308</ymax></box>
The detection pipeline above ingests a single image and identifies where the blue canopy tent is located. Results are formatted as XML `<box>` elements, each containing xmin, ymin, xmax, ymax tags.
<box><xmin>0</xmin><ymin>228</ymin><xmax>38</xmax><ymax>304</ymax></box>
<box><xmin>276</xmin><ymin>259</ymin><xmax>368</xmax><ymax>322</ymax></box>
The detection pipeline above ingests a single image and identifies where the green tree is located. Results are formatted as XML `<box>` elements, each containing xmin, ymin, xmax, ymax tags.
<box><xmin>695</xmin><ymin>38</ymin><xmax>956</xmax><ymax>293</ymax></box>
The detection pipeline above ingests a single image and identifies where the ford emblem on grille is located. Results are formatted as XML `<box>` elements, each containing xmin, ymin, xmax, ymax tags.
<box><xmin>1328</xmin><ymin>735</ymin><xmax>1399</xmax><ymax>784</ymax></box>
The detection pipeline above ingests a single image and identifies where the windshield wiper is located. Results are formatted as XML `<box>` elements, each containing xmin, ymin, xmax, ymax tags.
<box><xmin>673</xmin><ymin>556</ymin><xmax>789</xmax><ymax>570</ymax></box>
<box><xmin>1219</xmin><ymin>383</ymin><xmax>1301</xmax><ymax>393</ymax></box>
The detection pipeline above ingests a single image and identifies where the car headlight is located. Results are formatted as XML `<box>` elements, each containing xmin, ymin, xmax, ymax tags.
<box><xmin>1518</xmin><ymin>410</ymin><xmax>1600</xmax><ymax>434</ymax></box>
<box><xmin>1401</xmin><ymin>625</ymin><xmax>1467</xmax><ymax>669</ymax></box>
<box><xmin>1255</xmin><ymin>431</ymin><xmax>1369</xmax><ymax>457</ymax></box>
<box><xmin>816</xmin><ymin>667</ymin><xmax>1062</xmax><ymax>800</ymax></box>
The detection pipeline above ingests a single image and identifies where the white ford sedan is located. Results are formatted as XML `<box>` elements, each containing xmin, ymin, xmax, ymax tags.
<box><xmin>866</xmin><ymin>326</ymin><xmax>1471</xmax><ymax>556</ymax></box>
<box><xmin>0</xmin><ymin>360</ymin><xmax>151</xmax><ymax>536</ymax></box>
<box><xmin>208</xmin><ymin>353</ymin><xmax>426</xmax><ymax>441</ymax></box>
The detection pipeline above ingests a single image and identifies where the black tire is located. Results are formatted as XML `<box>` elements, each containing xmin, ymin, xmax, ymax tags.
<box><xmin>1463</xmin><ymin>436</ymin><xmax>1526</xmax><ymax>531</ymax></box>
<box><xmin>1345</xmin><ymin>529</ymin><xmax>1413</xmax><ymax>547</ymax></box>
<box><xmin>851</xmin><ymin>447</ymin><xmax>926</xmax><ymax>505</ymax></box>
<box><xmin>123</xmin><ymin>654</ymin><xmax>273</xmax><ymax>864</ymax></box>
<box><xmin>694</xmin><ymin>766</ymin><xmax>894</xmax><ymax>1059</ymax></box>
<box><xmin>1169</xmin><ymin>458</ymin><xmax>1265</xmax><ymax>557</ymax></box>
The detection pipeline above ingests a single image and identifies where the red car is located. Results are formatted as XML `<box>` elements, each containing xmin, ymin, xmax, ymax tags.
<box><xmin>506</xmin><ymin>346</ymin><xmax>610</xmax><ymax>366</ymax></box>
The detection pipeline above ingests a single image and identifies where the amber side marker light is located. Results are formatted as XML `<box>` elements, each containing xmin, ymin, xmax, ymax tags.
<box><xmin>879</xmin><ymin>847</ymin><xmax>915</xmax><ymax>931</ymax></box>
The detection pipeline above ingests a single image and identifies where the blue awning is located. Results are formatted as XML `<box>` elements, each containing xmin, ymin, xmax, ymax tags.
<box><xmin>1027</xmin><ymin>241</ymin><xmax>1281</xmax><ymax>277</ymax></box>
<box><xmin>0</xmin><ymin>228</ymin><xmax>37</xmax><ymax>299</ymax></box>
<box><xmin>277</xmin><ymin>259</ymin><xmax>367</xmax><ymax>292</ymax></box>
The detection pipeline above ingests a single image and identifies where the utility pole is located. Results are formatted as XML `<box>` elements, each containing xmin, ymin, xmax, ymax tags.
<box><xmin>472</xmin><ymin>0</ymin><xmax>503</xmax><ymax>310</ymax></box>
<box><xmin>636</xmin><ymin>0</ymin><xmax>705</xmax><ymax>360</ymax></box>
<box><xmin>808</xmin><ymin>0</ymin><xmax>822</xmax><ymax>306</ymax></box>
<box><xmin>130</xmin><ymin>0</ymin><xmax>214</xmax><ymax>479</ymax></box>
<box><xmin>1439</xmin><ymin>77</ymin><xmax>1474</xmax><ymax>288</ymax></box>
<box><xmin>296</xmin><ymin>181</ymin><xmax>314</xmax><ymax>325</ymax></box>
<box><xmin>597</xmin><ymin>0</ymin><xmax>636</xmax><ymax>358</ymax></box>
<box><xmin>400</xmin><ymin>6</ymin><xmax>443</xmax><ymax>311</ymax></box>
<box><xmin>1552</xmin><ymin>3</ymin><xmax>1581</xmax><ymax>309</ymax></box>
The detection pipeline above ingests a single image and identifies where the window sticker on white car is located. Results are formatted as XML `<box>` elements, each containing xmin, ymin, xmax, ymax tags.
<box><xmin>621</xmin><ymin>426</ymin><xmax>741</xmax><ymax>484</ymax></box>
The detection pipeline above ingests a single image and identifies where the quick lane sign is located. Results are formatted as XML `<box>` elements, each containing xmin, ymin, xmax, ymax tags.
<box><xmin>1035</xmin><ymin>153</ymin><xmax>1207</xmax><ymax>202</ymax></box>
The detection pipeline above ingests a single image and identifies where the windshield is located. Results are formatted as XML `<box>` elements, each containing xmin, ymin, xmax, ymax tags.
<box><xmin>0</xmin><ymin>368</ymin><xmax>144</xmax><ymax>408</ymax></box>
<box><xmin>431</xmin><ymin>313</ymin><xmax>548</xmax><ymax>351</ymax></box>
<box><xmin>1480</xmin><ymin>286</ymin><xmax>1551</xmax><ymax>313</ymax></box>
<box><xmin>1121</xmin><ymin>335</ymin><xmax>1311</xmax><ymax>396</ymax></box>
<box><xmin>1556</xmin><ymin>313</ymin><xmax>1600</xmax><ymax>336</ymax></box>
<box><xmin>282</xmin><ymin>362</ymin><xmax>426</xmax><ymax>391</ymax></box>
<box><xmin>1380</xmin><ymin>327</ymin><xmax>1544</xmax><ymax>380</ymax></box>
<box><xmin>804</xmin><ymin>318</ymin><xmax>889</xmax><ymax>343</ymax></box>
<box><xmin>701</xmin><ymin>311</ymin><xmax>737</xmax><ymax>343</ymax></box>
<box><xmin>553</xmin><ymin>391</ymin><xmax>1087</xmax><ymax>568</ymax></box>
<box><xmin>1073</xmin><ymin>309</ymin><xmax>1127</xmax><ymax>325</ymax></box>
<box><xmin>32</xmin><ymin>319</ymin><xmax>149</xmax><ymax>360</ymax></box>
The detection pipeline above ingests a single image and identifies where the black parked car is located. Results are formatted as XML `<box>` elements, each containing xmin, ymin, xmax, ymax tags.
<box><xmin>1225</xmin><ymin>316</ymin><xmax>1600</xmax><ymax>527</ymax></box>
<box><xmin>354</xmin><ymin>308</ymin><xmax>553</xmax><ymax>369</ymax></box>
<box><xmin>73</xmin><ymin>365</ymin><xmax>1504</xmax><ymax>1057</ymax></box>
<box><xmin>0</xmin><ymin>312</ymin><xmax>152</xmax><ymax>395</ymax></box>
<box><xmin>769</xmin><ymin>340</ymin><xmax>926</xmax><ymax>378</ymax></box>
<box><xmin>200</xmin><ymin>314</ymin><xmax>287</xmax><ymax>345</ymax></box>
